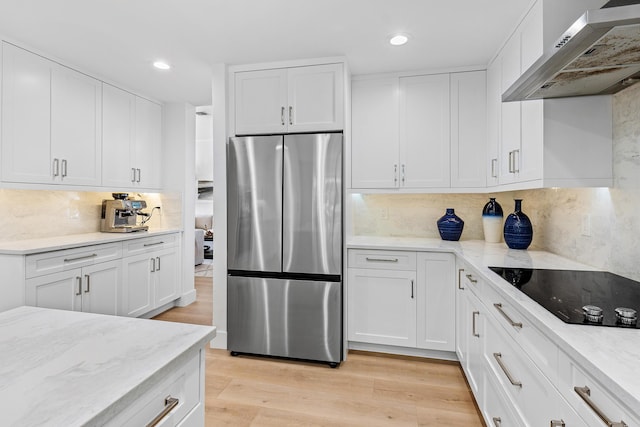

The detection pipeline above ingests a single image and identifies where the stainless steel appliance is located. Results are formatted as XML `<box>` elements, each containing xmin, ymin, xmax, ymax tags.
<box><xmin>227</xmin><ymin>133</ymin><xmax>343</xmax><ymax>366</ymax></box>
<box><xmin>503</xmin><ymin>2</ymin><xmax>640</xmax><ymax>101</ymax></box>
<box><xmin>489</xmin><ymin>267</ymin><xmax>640</xmax><ymax>328</ymax></box>
<box><xmin>100</xmin><ymin>193</ymin><xmax>149</xmax><ymax>233</ymax></box>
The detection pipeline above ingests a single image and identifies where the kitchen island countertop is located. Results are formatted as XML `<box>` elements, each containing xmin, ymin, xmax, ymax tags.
<box><xmin>347</xmin><ymin>236</ymin><xmax>640</xmax><ymax>417</ymax></box>
<box><xmin>0</xmin><ymin>228</ymin><xmax>182</xmax><ymax>255</ymax></box>
<box><xmin>0</xmin><ymin>306</ymin><xmax>216</xmax><ymax>426</ymax></box>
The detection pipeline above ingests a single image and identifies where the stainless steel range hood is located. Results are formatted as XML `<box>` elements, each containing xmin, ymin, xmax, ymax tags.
<box><xmin>503</xmin><ymin>3</ymin><xmax>640</xmax><ymax>101</ymax></box>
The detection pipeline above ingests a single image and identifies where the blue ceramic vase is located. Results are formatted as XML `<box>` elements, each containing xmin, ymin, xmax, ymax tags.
<box><xmin>503</xmin><ymin>199</ymin><xmax>533</xmax><ymax>250</ymax></box>
<box><xmin>482</xmin><ymin>198</ymin><xmax>503</xmax><ymax>243</ymax></box>
<box><xmin>437</xmin><ymin>208</ymin><xmax>464</xmax><ymax>241</ymax></box>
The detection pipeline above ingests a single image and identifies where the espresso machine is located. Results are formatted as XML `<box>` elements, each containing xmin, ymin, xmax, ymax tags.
<box><xmin>100</xmin><ymin>193</ymin><xmax>149</xmax><ymax>232</ymax></box>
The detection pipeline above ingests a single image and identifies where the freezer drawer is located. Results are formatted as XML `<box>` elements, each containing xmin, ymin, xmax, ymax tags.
<box><xmin>227</xmin><ymin>275</ymin><xmax>342</xmax><ymax>364</ymax></box>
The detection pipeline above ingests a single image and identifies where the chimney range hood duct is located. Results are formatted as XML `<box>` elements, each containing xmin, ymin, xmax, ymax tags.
<box><xmin>503</xmin><ymin>3</ymin><xmax>640</xmax><ymax>102</ymax></box>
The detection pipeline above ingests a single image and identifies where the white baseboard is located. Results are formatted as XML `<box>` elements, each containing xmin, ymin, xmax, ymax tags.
<box><xmin>176</xmin><ymin>289</ymin><xmax>197</xmax><ymax>307</ymax></box>
<box><xmin>348</xmin><ymin>341</ymin><xmax>458</xmax><ymax>362</ymax></box>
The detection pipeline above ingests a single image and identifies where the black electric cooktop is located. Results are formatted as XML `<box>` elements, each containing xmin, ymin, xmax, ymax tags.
<box><xmin>488</xmin><ymin>267</ymin><xmax>640</xmax><ymax>329</ymax></box>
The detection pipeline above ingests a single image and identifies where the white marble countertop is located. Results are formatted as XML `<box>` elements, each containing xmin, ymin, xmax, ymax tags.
<box><xmin>0</xmin><ymin>306</ymin><xmax>216</xmax><ymax>426</ymax></box>
<box><xmin>0</xmin><ymin>228</ymin><xmax>182</xmax><ymax>255</ymax></box>
<box><xmin>347</xmin><ymin>236</ymin><xmax>640</xmax><ymax>415</ymax></box>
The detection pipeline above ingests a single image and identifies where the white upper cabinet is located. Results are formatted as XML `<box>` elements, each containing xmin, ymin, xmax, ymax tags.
<box><xmin>351</xmin><ymin>77</ymin><xmax>399</xmax><ymax>189</ymax></box>
<box><xmin>2</xmin><ymin>42</ymin><xmax>102</xmax><ymax>186</ymax></box>
<box><xmin>450</xmin><ymin>71</ymin><xmax>487</xmax><ymax>188</ymax></box>
<box><xmin>102</xmin><ymin>84</ymin><xmax>162</xmax><ymax>189</ymax></box>
<box><xmin>399</xmin><ymin>74</ymin><xmax>451</xmax><ymax>188</ymax></box>
<box><xmin>234</xmin><ymin>63</ymin><xmax>344</xmax><ymax>135</ymax></box>
<box><xmin>351</xmin><ymin>71</ymin><xmax>486</xmax><ymax>191</ymax></box>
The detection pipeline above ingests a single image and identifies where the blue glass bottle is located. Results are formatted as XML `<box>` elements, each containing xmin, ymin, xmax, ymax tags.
<box><xmin>503</xmin><ymin>199</ymin><xmax>533</xmax><ymax>250</ymax></box>
<box><xmin>437</xmin><ymin>208</ymin><xmax>464</xmax><ymax>241</ymax></box>
<box><xmin>482</xmin><ymin>198</ymin><xmax>503</xmax><ymax>243</ymax></box>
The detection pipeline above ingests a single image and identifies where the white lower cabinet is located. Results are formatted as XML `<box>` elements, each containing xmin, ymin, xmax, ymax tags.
<box><xmin>122</xmin><ymin>237</ymin><xmax>180</xmax><ymax>317</ymax></box>
<box><xmin>347</xmin><ymin>249</ymin><xmax>455</xmax><ymax>353</ymax></box>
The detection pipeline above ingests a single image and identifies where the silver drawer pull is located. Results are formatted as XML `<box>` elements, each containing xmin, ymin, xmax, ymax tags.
<box><xmin>365</xmin><ymin>257</ymin><xmax>398</xmax><ymax>263</ymax></box>
<box><xmin>574</xmin><ymin>386</ymin><xmax>627</xmax><ymax>427</ymax></box>
<box><xmin>472</xmin><ymin>311</ymin><xmax>480</xmax><ymax>337</ymax></box>
<box><xmin>493</xmin><ymin>417</ymin><xmax>502</xmax><ymax>427</ymax></box>
<box><xmin>144</xmin><ymin>241</ymin><xmax>165</xmax><ymax>247</ymax></box>
<box><xmin>75</xmin><ymin>276</ymin><xmax>82</xmax><ymax>296</ymax></box>
<box><xmin>550</xmin><ymin>420</ymin><xmax>565</xmax><ymax>427</ymax></box>
<box><xmin>64</xmin><ymin>253</ymin><xmax>98</xmax><ymax>263</ymax></box>
<box><xmin>146</xmin><ymin>395</ymin><xmax>180</xmax><ymax>427</ymax></box>
<box><xmin>465</xmin><ymin>273</ymin><xmax>477</xmax><ymax>283</ymax></box>
<box><xmin>458</xmin><ymin>268</ymin><xmax>465</xmax><ymax>289</ymax></box>
<box><xmin>494</xmin><ymin>303</ymin><xmax>523</xmax><ymax>329</ymax></box>
<box><xmin>493</xmin><ymin>352</ymin><xmax>522</xmax><ymax>387</ymax></box>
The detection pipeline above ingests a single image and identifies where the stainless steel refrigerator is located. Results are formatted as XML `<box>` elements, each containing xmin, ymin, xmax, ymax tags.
<box><xmin>227</xmin><ymin>133</ymin><xmax>342</xmax><ymax>366</ymax></box>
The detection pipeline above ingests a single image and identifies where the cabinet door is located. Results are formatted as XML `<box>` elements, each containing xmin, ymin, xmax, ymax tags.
<box><xmin>499</xmin><ymin>37</ymin><xmax>521</xmax><ymax>185</ymax></box>
<box><xmin>153</xmin><ymin>248</ymin><xmax>179</xmax><ymax>307</ymax></box>
<box><xmin>455</xmin><ymin>265</ymin><xmax>469</xmax><ymax>365</ymax></box>
<box><xmin>351</xmin><ymin>77</ymin><xmax>400</xmax><ymax>189</ymax></box>
<box><xmin>416</xmin><ymin>252</ymin><xmax>455</xmax><ymax>351</ymax></box>
<box><xmin>450</xmin><ymin>71</ymin><xmax>486</xmax><ymax>188</ymax></box>
<box><xmin>134</xmin><ymin>97</ymin><xmax>162</xmax><ymax>189</ymax></box>
<box><xmin>25</xmin><ymin>269</ymin><xmax>82</xmax><ymax>311</ymax></box>
<box><xmin>102</xmin><ymin>84</ymin><xmax>136</xmax><ymax>187</ymax></box>
<box><xmin>466</xmin><ymin>291</ymin><xmax>485</xmax><ymax>398</ymax></box>
<box><xmin>399</xmin><ymin>74</ymin><xmax>450</xmax><ymax>188</ymax></box>
<box><xmin>486</xmin><ymin>60</ymin><xmax>501</xmax><ymax>187</ymax></box>
<box><xmin>50</xmin><ymin>64</ymin><xmax>102</xmax><ymax>186</ymax></box>
<box><xmin>81</xmin><ymin>260</ymin><xmax>120</xmax><ymax>315</ymax></box>
<box><xmin>347</xmin><ymin>267</ymin><xmax>417</xmax><ymax>347</ymax></box>
<box><xmin>122</xmin><ymin>253</ymin><xmax>154</xmax><ymax>317</ymax></box>
<box><xmin>287</xmin><ymin>64</ymin><xmax>344</xmax><ymax>132</ymax></box>
<box><xmin>1</xmin><ymin>42</ymin><xmax>52</xmax><ymax>184</ymax></box>
<box><xmin>234</xmin><ymin>68</ymin><xmax>288</xmax><ymax>135</ymax></box>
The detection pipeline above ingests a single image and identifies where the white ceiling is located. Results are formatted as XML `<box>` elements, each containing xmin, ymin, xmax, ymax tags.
<box><xmin>0</xmin><ymin>0</ymin><xmax>532</xmax><ymax>106</ymax></box>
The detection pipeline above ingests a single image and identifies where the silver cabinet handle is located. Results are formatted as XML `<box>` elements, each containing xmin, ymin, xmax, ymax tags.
<box><xmin>84</xmin><ymin>274</ymin><xmax>90</xmax><ymax>293</ymax></box>
<box><xmin>144</xmin><ymin>241</ymin><xmax>165</xmax><ymax>247</ymax></box>
<box><xmin>75</xmin><ymin>276</ymin><xmax>82</xmax><ymax>296</ymax></box>
<box><xmin>281</xmin><ymin>106</ymin><xmax>285</xmax><ymax>125</ymax></box>
<box><xmin>458</xmin><ymin>268</ymin><xmax>465</xmax><ymax>290</ymax></box>
<box><xmin>494</xmin><ymin>303</ymin><xmax>523</xmax><ymax>329</ymax></box>
<box><xmin>491</xmin><ymin>158</ymin><xmax>498</xmax><ymax>178</ymax></box>
<box><xmin>53</xmin><ymin>158</ymin><xmax>60</xmax><ymax>177</ymax></box>
<box><xmin>394</xmin><ymin>164</ymin><xmax>398</xmax><ymax>186</ymax></box>
<box><xmin>146</xmin><ymin>395</ymin><xmax>180</xmax><ymax>427</ymax></box>
<box><xmin>136</xmin><ymin>168</ymin><xmax>141</xmax><ymax>183</ymax></box>
<box><xmin>156</xmin><ymin>256</ymin><xmax>161</xmax><ymax>271</ymax></box>
<box><xmin>508</xmin><ymin>151</ymin><xmax>514</xmax><ymax>173</ymax></box>
<box><xmin>465</xmin><ymin>274</ymin><xmax>477</xmax><ymax>284</ymax></box>
<box><xmin>61</xmin><ymin>159</ymin><xmax>67</xmax><ymax>178</ymax></box>
<box><xmin>150</xmin><ymin>257</ymin><xmax>156</xmax><ymax>272</ymax></box>
<box><xmin>401</xmin><ymin>164</ymin><xmax>406</xmax><ymax>185</ymax></box>
<box><xmin>289</xmin><ymin>106</ymin><xmax>293</xmax><ymax>125</ymax></box>
<box><xmin>365</xmin><ymin>257</ymin><xmax>398</xmax><ymax>263</ymax></box>
<box><xmin>64</xmin><ymin>253</ymin><xmax>98</xmax><ymax>263</ymax></box>
<box><xmin>410</xmin><ymin>279</ymin><xmax>414</xmax><ymax>299</ymax></box>
<box><xmin>550</xmin><ymin>420</ymin><xmax>566</xmax><ymax>427</ymax></box>
<box><xmin>493</xmin><ymin>352</ymin><xmax>522</xmax><ymax>387</ymax></box>
<box><xmin>492</xmin><ymin>417</ymin><xmax>501</xmax><ymax>427</ymax></box>
<box><xmin>512</xmin><ymin>149</ymin><xmax>520</xmax><ymax>173</ymax></box>
<box><xmin>131</xmin><ymin>167</ymin><xmax>136</xmax><ymax>183</ymax></box>
<box><xmin>574</xmin><ymin>386</ymin><xmax>628</xmax><ymax>427</ymax></box>
<box><xmin>472</xmin><ymin>311</ymin><xmax>480</xmax><ymax>337</ymax></box>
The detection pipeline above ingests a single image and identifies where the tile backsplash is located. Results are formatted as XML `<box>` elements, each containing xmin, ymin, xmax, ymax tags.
<box><xmin>352</xmin><ymin>82</ymin><xmax>640</xmax><ymax>281</ymax></box>
<box><xmin>0</xmin><ymin>190</ymin><xmax>182</xmax><ymax>241</ymax></box>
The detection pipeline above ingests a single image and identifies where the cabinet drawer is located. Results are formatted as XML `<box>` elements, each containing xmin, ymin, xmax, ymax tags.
<box><xmin>483</xmin><ymin>281</ymin><xmax>558</xmax><ymax>381</ymax></box>
<box><xmin>124</xmin><ymin>233</ymin><xmax>179</xmax><ymax>256</ymax></box>
<box><xmin>26</xmin><ymin>243</ymin><xmax>122</xmax><ymax>279</ymax></box>
<box><xmin>348</xmin><ymin>249</ymin><xmax>416</xmax><ymax>270</ymax></box>
<box><xmin>457</xmin><ymin>264</ymin><xmax>485</xmax><ymax>297</ymax></box>
<box><xmin>107</xmin><ymin>350</ymin><xmax>202</xmax><ymax>427</ymax></box>
<box><xmin>557</xmin><ymin>351</ymin><xmax>640</xmax><ymax>427</ymax></box>
<box><xmin>484</xmin><ymin>314</ymin><xmax>573</xmax><ymax>427</ymax></box>
<box><xmin>483</xmin><ymin>371</ymin><xmax>525</xmax><ymax>427</ymax></box>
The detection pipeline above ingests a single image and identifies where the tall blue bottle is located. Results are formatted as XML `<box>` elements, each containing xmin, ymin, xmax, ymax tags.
<box><xmin>503</xmin><ymin>199</ymin><xmax>533</xmax><ymax>250</ymax></box>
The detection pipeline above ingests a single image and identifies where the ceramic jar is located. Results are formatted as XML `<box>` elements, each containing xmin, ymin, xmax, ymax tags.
<box><xmin>503</xmin><ymin>199</ymin><xmax>533</xmax><ymax>250</ymax></box>
<box><xmin>437</xmin><ymin>208</ymin><xmax>464</xmax><ymax>241</ymax></box>
<box><xmin>482</xmin><ymin>198</ymin><xmax>503</xmax><ymax>243</ymax></box>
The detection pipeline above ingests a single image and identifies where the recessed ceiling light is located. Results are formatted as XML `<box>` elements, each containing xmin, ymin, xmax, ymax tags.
<box><xmin>389</xmin><ymin>34</ymin><xmax>409</xmax><ymax>46</ymax></box>
<box><xmin>153</xmin><ymin>61</ymin><xmax>171</xmax><ymax>70</ymax></box>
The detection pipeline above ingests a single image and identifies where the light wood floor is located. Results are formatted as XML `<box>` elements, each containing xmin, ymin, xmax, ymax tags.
<box><xmin>154</xmin><ymin>277</ymin><xmax>485</xmax><ymax>426</ymax></box>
